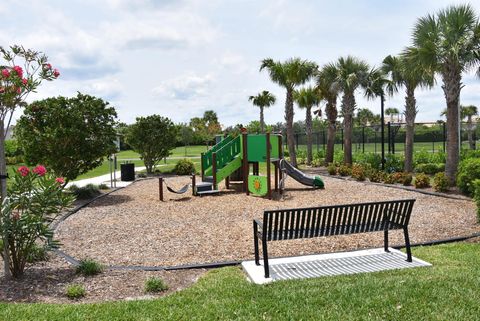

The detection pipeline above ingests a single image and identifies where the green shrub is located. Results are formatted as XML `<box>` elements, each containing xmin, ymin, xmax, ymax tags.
<box><xmin>338</xmin><ymin>165</ymin><xmax>351</xmax><ymax>177</ymax></box>
<box><xmin>383</xmin><ymin>173</ymin><xmax>396</xmax><ymax>184</ymax></box>
<box><xmin>144</xmin><ymin>277</ymin><xmax>169</xmax><ymax>293</ymax></box>
<box><xmin>414</xmin><ymin>173</ymin><xmax>430</xmax><ymax>189</ymax></box>
<box><xmin>66</xmin><ymin>284</ymin><xmax>86</xmax><ymax>299</ymax></box>
<box><xmin>137</xmin><ymin>172</ymin><xmax>147</xmax><ymax>178</ymax></box>
<box><xmin>461</xmin><ymin>149</ymin><xmax>480</xmax><ymax>160</ymax></box>
<box><xmin>456</xmin><ymin>158</ymin><xmax>480</xmax><ymax>196</ymax></box>
<box><xmin>368</xmin><ymin>170</ymin><xmax>385</xmax><ymax>183</ymax></box>
<box><xmin>402</xmin><ymin>173</ymin><xmax>413</xmax><ymax>186</ymax></box>
<box><xmin>283</xmin><ymin>150</ymin><xmax>289</xmax><ymax>157</ymax></box>
<box><xmin>98</xmin><ymin>183</ymin><xmax>109</xmax><ymax>190</ymax></box>
<box><xmin>68</xmin><ymin>184</ymin><xmax>101</xmax><ymax>200</ymax></box>
<box><xmin>174</xmin><ymin>159</ymin><xmax>195</xmax><ymax>175</ymax></box>
<box><xmin>296</xmin><ymin>150</ymin><xmax>307</xmax><ymax>160</ymax></box>
<box><xmin>354</xmin><ymin>153</ymin><xmax>382</xmax><ymax>170</ymax></box>
<box><xmin>415</xmin><ymin>163</ymin><xmax>445</xmax><ymax>175</ymax></box>
<box><xmin>297</xmin><ymin>157</ymin><xmax>306</xmax><ymax>165</ymax></box>
<box><xmin>311</xmin><ymin>158</ymin><xmax>322</xmax><ymax>167</ymax></box>
<box><xmin>351</xmin><ymin>164</ymin><xmax>366</xmax><ymax>181</ymax></box>
<box><xmin>327</xmin><ymin>163</ymin><xmax>337</xmax><ymax>175</ymax></box>
<box><xmin>384</xmin><ymin>154</ymin><xmax>404</xmax><ymax>173</ymax></box>
<box><xmin>26</xmin><ymin>244</ymin><xmax>49</xmax><ymax>263</ymax></box>
<box><xmin>473</xmin><ymin>179</ymin><xmax>480</xmax><ymax>222</ymax></box>
<box><xmin>433</xmin><ymin>172</ymin><xmax>449</xmax><ymax>192</ymax></box>
<box><xmin>76</xmin><ymin>259</ymin><xmax>103</xmax><ymax>276</ymax></box>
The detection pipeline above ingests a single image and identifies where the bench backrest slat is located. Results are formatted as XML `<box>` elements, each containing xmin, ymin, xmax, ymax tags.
<box><xmin>263</xmin><ymin>199</ymin><xmax>415</xmax><ymax>241</ymax></box>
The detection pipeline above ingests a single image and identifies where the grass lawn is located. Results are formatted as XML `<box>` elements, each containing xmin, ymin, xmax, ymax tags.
<box><xmin>1</xmin><ymin>242</ymin><xmax>479</xmax><ymax>320</ymax></box>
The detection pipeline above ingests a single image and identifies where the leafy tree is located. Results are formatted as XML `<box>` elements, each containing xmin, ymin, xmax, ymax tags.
<box><xmin>0</xmin><ymin>45</ymin><xmax>58</xmax><ymax>278</ymax></box>
<box><xmin>317</xmin><ymin>63</ymin><xmax>341</xmax><ymax>164</ymax></box>
<box><xmin>462</xmin><ymin>105</ymin><xmax>478</xmax><ymax>150</ymax></box>
<box><xmin>126</xmin><ymin>115</ymin><xmax>178</xmax><ymax>174</ymax></box>
<box><xmin>355</xmin><ymin>108</ymin><xmax>376</xmax><ymax>127</ymax></box>
<box><xmin>333</xmin><ymin>56</ymin><xmax>370</xmax><ymax>165</ymax></box>
<box><xmin>246</xmin><ymin>120</ymin><xmax>273</xmax><ymax>134</ymax></box>
<box><xmin>384</xmin><ymin>107</ymin><xmax>400</xmax><ymax>123</ymax></box>
<box><xmin>248</xmin><ymin>90</ymin><xmax>276</xmax><ymax>133</ymax></box>
<box><xmin>294</xmin><ymin>86</ymin><xmax>321</xmax><ymax>165</ymax></box>
<box><xmin>116</xmin><ymin>122</ymin><xmax>131</xmax><ymax>150</ymax></box>
<box><xmin>189</xmin><ymin>110</ymin><xmax>222</xmax><ymax>146</ymax></box>
<box><xmin>408</xmin><ymin>4</ymin><xmax>480</xmax><ymax>184</ymax></box>
<box><xmin>16</xmin><ymin>93</ymin><xmax>118</xmax><ymax>181</ymax></box>
<box><xmin>260</xmin><ymin>57</ymin><xmax>318</xmax><ymax>167</ymax></box>
<box><xmin>382</xmin><ymin>54</ymin><xmax>434</xmax><ymax>172</ymax></box>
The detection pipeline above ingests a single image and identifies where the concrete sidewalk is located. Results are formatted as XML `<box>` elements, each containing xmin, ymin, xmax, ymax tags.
<box><xmin>67</xmin><ymin>166</ymin><xmax>147</xmax><ymax>188</ymax></box>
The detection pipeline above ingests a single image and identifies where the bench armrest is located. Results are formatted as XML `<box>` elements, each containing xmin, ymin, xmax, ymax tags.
<box><xmin>253</xmin><ymin>218</ymin><xmax>263</xmax><ymax>229</ymax></box>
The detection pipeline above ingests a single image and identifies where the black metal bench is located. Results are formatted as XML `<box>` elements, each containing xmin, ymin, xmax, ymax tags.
<box><xmin>253</xmin><ymin>199</ymin><xmax>415</xmax><ymax>278</ymax></box>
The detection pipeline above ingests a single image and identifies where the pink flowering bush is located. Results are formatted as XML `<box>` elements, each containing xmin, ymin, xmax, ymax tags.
<box><xmin>0</xmin><ymin>166</ymin><xmax>74</xmax><ymax>277</ymax></box>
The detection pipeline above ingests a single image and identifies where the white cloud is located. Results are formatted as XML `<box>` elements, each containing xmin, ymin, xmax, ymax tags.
<box><xmin>152</xmin><ymin>73</ymin><xmax>214</xmax><ymax>100</ymax></box>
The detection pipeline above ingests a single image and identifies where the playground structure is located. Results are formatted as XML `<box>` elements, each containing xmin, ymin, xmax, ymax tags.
<box><xmin>159</xmin><ymin>132</ymin><xmax>324</xmax><ymax>201</ymax></box>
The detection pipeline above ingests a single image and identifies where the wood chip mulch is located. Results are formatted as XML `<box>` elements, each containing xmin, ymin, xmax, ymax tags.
<box><xmin>55</xmin><ymin>175</ymin><xmax>480</xmax><ymax>267</ymax></box>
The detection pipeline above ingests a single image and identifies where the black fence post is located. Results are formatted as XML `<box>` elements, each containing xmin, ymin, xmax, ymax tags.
<box><xmin>323</xmin><ymin>129</ymin><xmax>326</xmax><ymax>151</ymax></box>
<box><xmin>387</xmin><ymin>122</ymin><xmax>391</xmax><ymax>154</ymax></box>
<box><xmin>341</xmin><ymin>128</ymin><xmax>344</xmax><ymax>151</ymax></box>
<box><xmin>295</xmin><ymin>133</ymin><xmax>299</xmax><ymax>149</ymax></box>
<box><xmin>362</xmin><ymin>126</ymin><xmax>365</xmax><ymax>153</ymax></box>
<box><xmin>316</xmin><ymin>132</ymin><xmax>320</xmax><ymax>152</ymax></box>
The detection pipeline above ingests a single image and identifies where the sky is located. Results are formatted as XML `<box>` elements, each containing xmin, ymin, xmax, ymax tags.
<box><xmin>1</xmin><ymin>0</ymin><xmax>480</xmax><ymax>127</ymax></box>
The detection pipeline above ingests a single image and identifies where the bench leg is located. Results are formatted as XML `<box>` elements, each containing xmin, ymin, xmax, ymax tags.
<box><xmin>403</xmin><ymin>227</ymin><xmax>412</xmax><ymax>262</ymax></box>
<box><xmin>262</xmin><ymin>237</ymin><xmax>270</xmax><ymax>278</ymax></box>
<box><xmin>253</xmin><ymin>221</ymin><xmax>260</xmax><ymax>266</ymax></box>
<box><xmin>383</xmin><ymin>229</ymin><xmax>390</xmax><ymax>252</ymax></box>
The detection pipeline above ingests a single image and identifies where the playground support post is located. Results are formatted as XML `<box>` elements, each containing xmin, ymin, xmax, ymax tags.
<box><xmin>266</xmin><ymin>132</ymin><xmax>271</xmax><ymax>200</ymax></box>
<box><xmin>191</xmin><ymin>174</ymin><xmax>196</xmax><ymax>196</ymax></box>
<box><xmin>200</xmin><ymin>152</ymin><xmax>205</xmax><ymax>182</ymax></box>
<box><xmin>212</xmin><ymin>152</ymin><xmax>217</xmax><ymax>190</ymax></box>
<box><xmin>242</xmin><ymin>132</ymin><xmax>249</xmax><ymax>195</ymax></box>
<box><xmin>159</xmin><ymin>177</ymin><xmax>164</xmax><ymax>201</ymax></box>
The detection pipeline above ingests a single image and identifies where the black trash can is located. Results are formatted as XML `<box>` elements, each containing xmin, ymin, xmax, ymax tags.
<box><xmin>120</xmin><ymin>163</ymin><xmax>135</xmax><ymax>181</ymax></box>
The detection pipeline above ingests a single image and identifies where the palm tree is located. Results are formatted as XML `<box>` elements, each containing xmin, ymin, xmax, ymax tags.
<box><xmin>316</xmin><ymin>63</ymin><xmax>341</xmax><ymax>164</ymax></box>
<box><xmin>408</xmin><ymin>4</ymin><xmax>480</xmax><ymax>184</ymax></box>
<box><xmin>382</xmin><ymin>54</ymin><xmax>434</xmax><ymax>172</ymax></box>
<box><xmin>442</xmin><ymin>105</ymin><xmax>479</xmax><ymax>150</ymax></box>
<box><xmin>355</xmin><ymin>108</ymin><xmax>376</xmax><ymax>127</ymax></box>
<box><xmin>462</xmin><ymin>105</ymin><xmax>478</xmax><ymax>150</ymax></box>
<box><xmin>248</xmin><ymin>91</ymin><xmax>276</xmax><ymax>133</ymax></box>
<box><xmin>294</xmin><ymin>86</ymin><xmax>321</xmax><ymax>165</ymax></box>
<box><xmin>334</xmin><ymin>56</ymin><xmax>370</xmax><ymax>165</ymax></box>
<box><xmin>260</xmin><ymin>58</ymin><xmax>318</xmax><ymax>167</ymax></box>
<box><xmin>385</xmin><ymin>107</ymin><xmax>400</xmax><ymax>123</ymax></box>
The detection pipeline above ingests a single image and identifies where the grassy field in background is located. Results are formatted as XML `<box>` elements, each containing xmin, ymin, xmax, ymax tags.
<box><xmin>1</xmin><ymin>242</ymin><xmax>479</xmax><ymax>320</ymax></box>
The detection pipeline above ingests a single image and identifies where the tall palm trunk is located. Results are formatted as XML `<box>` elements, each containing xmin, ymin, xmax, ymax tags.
<box><xmin>442</xmin><ymin>66</ymin><xmax>461</xmax><ymax>185</ymax></box>
<box><xmin>404</xmin><ymin>87</ymin><xmax>417</xmax><ymax>172</ymax></box>
<box><xmin>285</xmin><ymin>88</ymin><xmax>297</xmax><ymax>167</ymax></box>
<box><xmin>325</xmin><ymin>100</ymin><xmax>337</xmax><ymax>164</ymax></box>
<box><xmin>342</xmin><ymin>92</ymin><xmax>355</xmax><ymax>165</ymax></box>
<box><xmin>259</xmin><ymin>106</ymin><xmax>265</xmax><ymax>133</ymax></box>
<box><xmin>305</xmin><ymin>106</ymin><xmax>313</xmax><ymax>165</ymax></box>
<box><xmin>467</xmin><ymin>116</ymin><xmax>475</xmax><ymax>149</ymax></box>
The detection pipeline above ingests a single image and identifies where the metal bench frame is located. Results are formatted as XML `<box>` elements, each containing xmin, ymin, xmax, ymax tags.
<box><xmin>253</xmin><ymin>199</ymin><xmax>415</xmax><ymax>278</ymax></box>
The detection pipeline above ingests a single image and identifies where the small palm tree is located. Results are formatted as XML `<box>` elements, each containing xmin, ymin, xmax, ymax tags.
<box><xmin>383</xmin><ymin>54</ymin><xmax>434</xmax><ymax>172</ymax></box>
<box><xmin>385</xmin><ymin>107</ymin><xmax>400</xmax><ymax>123</ymax></box>
<box><xmin>317</xmin><ymin>63</ymin><xmax>341</xmax><ymax>164</ymax></box>
<box><xmin>260</xmin><ymin>58</ymin><xmax>318</xmax><ymax>167</ymax></box>
<box><xmin>248</xmin><ymin>91</ymin><xmax>276</xmax><ymax>133</ymax></box>
<box><xmin>294</xmin><ymin>86</ymin><xmax>321</xmax><ymax>165</ymax></box>
<box><xmin>334</xmin><ymin>56</ymin><xmax>370</xmax><ymax>165</ymax></box>
<box><xmin>408</xmin><ymin>4</ymin><xmax>480</xmax><ymax>184</ymax></box>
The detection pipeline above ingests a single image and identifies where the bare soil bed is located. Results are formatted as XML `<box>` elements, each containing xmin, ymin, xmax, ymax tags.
<box><xmin>55</xmin><ymin>176</ymin><xmax>479</xmax><ymax>267</ymax></box>
<box><xmin>0</xmin><ymin>255</ymin><xmax>205</xmax><ymax>303</ymax></box>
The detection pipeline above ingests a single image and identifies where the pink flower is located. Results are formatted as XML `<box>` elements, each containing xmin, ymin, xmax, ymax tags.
<box><xmin>0</xmin><ymin>87</ymin><xmax>4</xmax><ymax>93</ymax></box>
<box><xmin>43</xmin><ymin>63</ymin><xmax>52</xmax><ymax>70</ymax></box>
<box><xmin>53</xmin><ymin>69</ymin><xmax>60</xmax><ymax>78</ymax></box>
<box><xmin>2</xmin><ymin>69</ymin><xmax>10</xmax><ymax>78</ymax></box>
<box><xmin>21</xmin><ymin>78</ymin><xmax>28</xmax><ymax>86</ymax></box>
<box><xmin>13</xmin><ymin>66</ymin><xmax>23</xmax><ymax>78</ymax></box>
<box><xmin>16</xmin><ymin>87</ymin><xmax>21</xmax><ymax>94</ymax></box>
<box><xmin>33</xmin><ymin>165</ymin><xmax>47</xmax><ymax>176</ymax></box>
<box><xmin>55</xmin><ymin>177</ymin><xmax>65</xmax><ymax>185</ymax></box>
<box><xmin>17</xmin><ymin>166</ymin><xmax>30</xmax><ymax>177</ymax></box>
